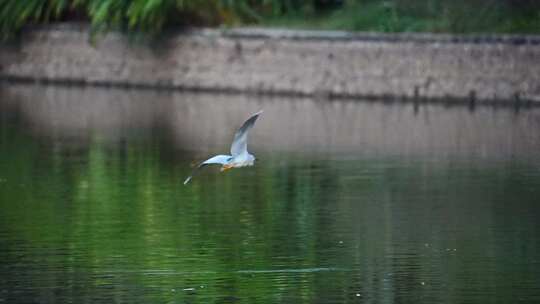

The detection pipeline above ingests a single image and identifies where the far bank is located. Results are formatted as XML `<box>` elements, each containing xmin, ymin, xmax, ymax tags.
<box><xmin>1</xmin><ymin>24</ymin><xmax>539</xmax><ymax>104</ymax></box>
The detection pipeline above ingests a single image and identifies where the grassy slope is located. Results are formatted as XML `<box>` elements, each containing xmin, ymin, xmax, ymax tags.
<box><xmin>261</xmin><ymin>1</ymin><xmax>540</xmax><ymax>34</ymax></box>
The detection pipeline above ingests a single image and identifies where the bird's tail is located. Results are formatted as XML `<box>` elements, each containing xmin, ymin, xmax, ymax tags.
<box><xmin>183</xmin><ymin>175</ymin><xmax>193</xmax><ymax>185</ymax></box>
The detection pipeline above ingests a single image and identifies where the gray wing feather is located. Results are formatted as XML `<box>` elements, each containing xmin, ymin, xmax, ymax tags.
<box><xmin>183</xmin><ymin>155</ymin><xmax>232</xmax><ymax>185</ymax></box>
<box><xmin>230</xmin><ymin>110</ymin><xmax>263</xmax><ymax>157</ymax></box>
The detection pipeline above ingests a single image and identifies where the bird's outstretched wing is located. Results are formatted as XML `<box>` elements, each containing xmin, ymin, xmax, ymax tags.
<box><xmin>183</xmin><ymin>155</ymin><xmax>232</xmax><ymax>185</ymax></box>
<box><xmin>230</xmin><ymin>110</ymin><xmax>263</xmax><ymax>157</ymax></box>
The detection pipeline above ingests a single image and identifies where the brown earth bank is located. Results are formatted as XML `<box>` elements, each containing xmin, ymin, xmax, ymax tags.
<box><xmin>1</xmin><ymin>24</ymin><xmax>540</xmax><ymax>104</ymax></box>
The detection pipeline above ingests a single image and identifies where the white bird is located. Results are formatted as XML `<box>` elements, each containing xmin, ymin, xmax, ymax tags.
<box><xmin>183</xmin><ymin>110</ymin><xmax>263</xmax><ymax>185</ymax></box>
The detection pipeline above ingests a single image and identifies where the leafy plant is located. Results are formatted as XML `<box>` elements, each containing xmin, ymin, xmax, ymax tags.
<box><xmin>0</xmin><ymin>0</ymin><xmax>68</xmax><ymax>39</ymax></box>
<box><xmin>0</xmin><ymin>0</ymin><xmax>284</xmax><ymax>40</ymax></box>
<box><xmin>1</xmin><ymin>0</ymin><xmax>540</xmax><ymax>40</ymax></box>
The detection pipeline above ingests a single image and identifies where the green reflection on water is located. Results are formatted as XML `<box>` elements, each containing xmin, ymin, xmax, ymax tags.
<box><xmin>1</xmin><ymin>105</ymin><xmax>540</xmax><ymax>304</ymax></box>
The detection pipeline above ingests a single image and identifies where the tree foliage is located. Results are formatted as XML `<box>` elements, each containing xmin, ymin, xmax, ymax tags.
<box><xmin>0</xmin><ymin>0</ymin><xmax>298</xmax><ymax>39</ymax></box>
<box><xmin>1</xmin><ymin>0</ymin><xmax>539</xmax><ymax>40</ymax></box>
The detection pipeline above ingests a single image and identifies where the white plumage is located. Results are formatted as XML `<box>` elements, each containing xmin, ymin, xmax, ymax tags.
<box><xmin>183</xmin><ymin>110</ymin><xmax>263</xmax><ymax>185</ymax></box>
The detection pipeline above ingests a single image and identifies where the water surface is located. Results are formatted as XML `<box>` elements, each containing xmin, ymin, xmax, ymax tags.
<box><xmin>1</xmin><ymin>85</ymin><xmax>540</xmax><ymax>303</ymax></box>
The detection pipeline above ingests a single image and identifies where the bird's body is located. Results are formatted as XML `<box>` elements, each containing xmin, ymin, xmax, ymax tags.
<box><xmin>222</xmin><ymin>153</ymin><xmax>255</xmax><ymax>170</ymax></box>
<box><xmin>183</xmin><ymin>111</ymin><xmax>262</xmax><ymax>185</ymax></box>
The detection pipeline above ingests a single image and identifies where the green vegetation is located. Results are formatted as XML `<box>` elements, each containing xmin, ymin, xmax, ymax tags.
<box><xmin>1</xmin><ymin>0</ymin><xmax>539</xmax><ymax>40</ymax></box>
<box><xmin>0</xmin><ymin>0</ymin><xmax>273</xmax><ymax>39</ymax></box>
<box><xmin>265</xmin><ymin>0</ymin><xmax>540</xmax><ymax>34</ymax></box>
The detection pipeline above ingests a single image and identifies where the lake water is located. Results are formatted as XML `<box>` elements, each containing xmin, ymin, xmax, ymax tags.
<box><xmin>1</xmin><ymin>84</ymin><xmax>540</xmax><ymax>303</ymax></box>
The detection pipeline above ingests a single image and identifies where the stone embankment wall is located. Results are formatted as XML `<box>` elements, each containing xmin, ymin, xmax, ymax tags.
<box><xmin>1</xmin><ymin>24</ymin><xmax>540</xmax><ymax>103</ymax></box>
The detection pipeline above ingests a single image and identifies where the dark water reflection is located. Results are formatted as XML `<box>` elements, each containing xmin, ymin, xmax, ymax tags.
<box><xmin>1</xmin><ymin>85</ymin><xmax>540</xmax><ymax>303</ymax></box>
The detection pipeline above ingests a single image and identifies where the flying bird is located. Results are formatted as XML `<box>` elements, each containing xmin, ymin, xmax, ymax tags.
<box><xmin>183</xmin><ymin>110</ymin><xmax>263</xmax><ymax>185</ymax></box>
